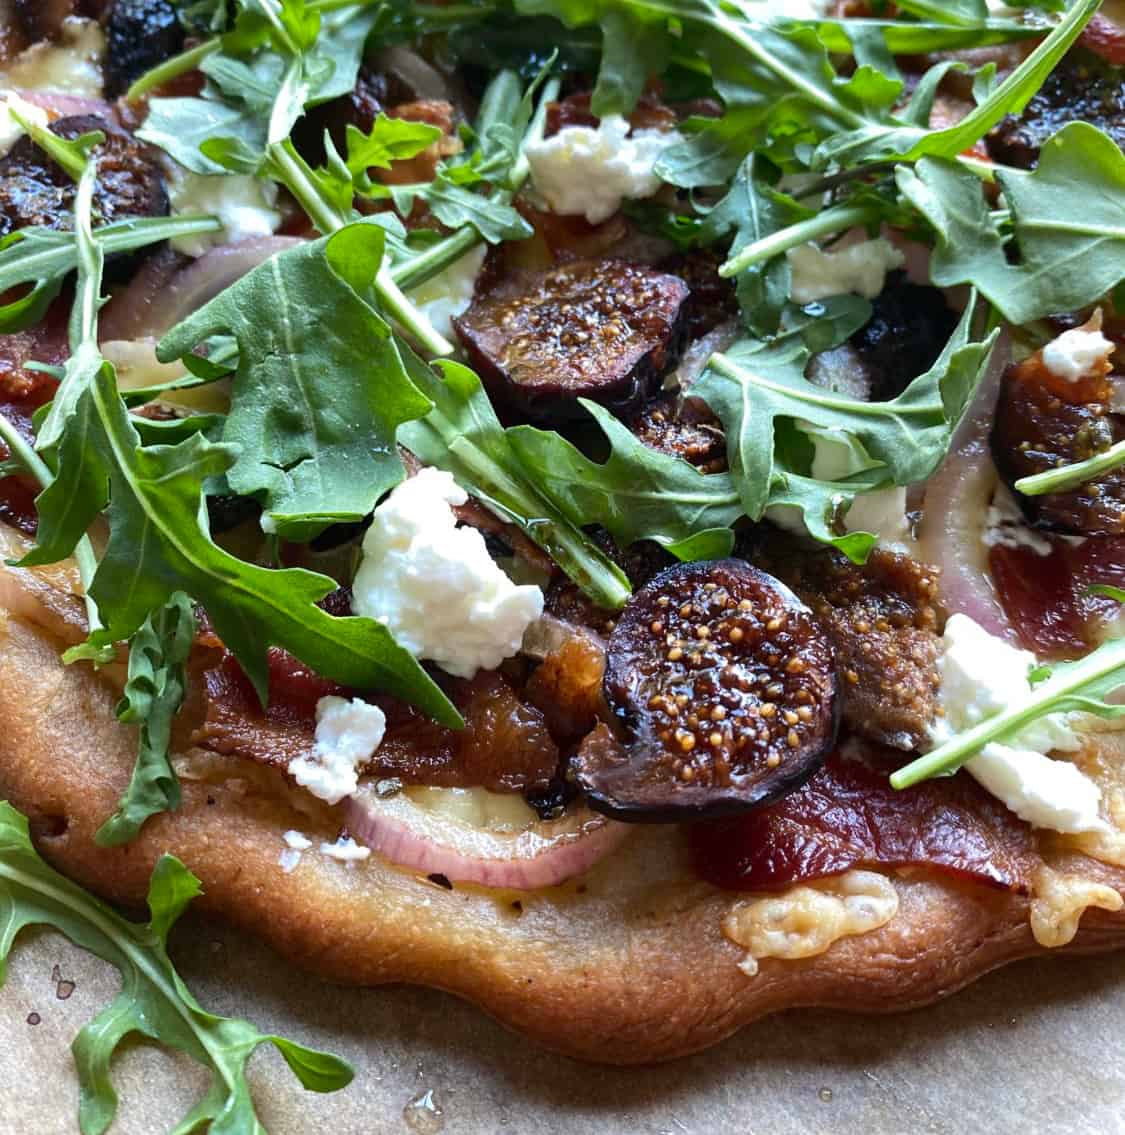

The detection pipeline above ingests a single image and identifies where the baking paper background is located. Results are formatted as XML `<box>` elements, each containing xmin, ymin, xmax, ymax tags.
<box><xmin>0</xmin><ymin>914</ymin><xmax>1122</xmax><ymax>1134</ymax></box>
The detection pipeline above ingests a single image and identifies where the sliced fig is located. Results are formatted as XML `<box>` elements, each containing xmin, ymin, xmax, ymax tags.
<box><xmin>627</xmin><ymin>393</ymin><xmax>727</xmax><ymax>473</ymax></box>
<box><xmin>0</xmin><ymin>115</ymin><xmax>168</xmax><ymax>237</ymax></box>
<box><xmin>103</xmin><ymin>0</ymin><xmax>184</xmax><ymax>98</ymax></box>
<box><xmin>453</xmin><ymin>258</ymin><xmax>690</xmax><ymax>422</ymax></box>
<box><xmin>574</xmin><ymin>559</ymin><xmax>839</xmax><ymax>821</ymax></box>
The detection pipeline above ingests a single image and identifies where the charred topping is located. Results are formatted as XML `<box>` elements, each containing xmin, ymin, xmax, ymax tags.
<box><xmin>454</xmin><ymin>258</ymin><xmax>691</xmax><ymax>423</ymax></box>
<box><xmin>103</xmin><ymin>0</ymin><xmax>184</xmax><ymax>100</ymax></box>
<box><xmin>0</xmin><ymin>115</ymin><xmax>168</xmax><ymax>238</ymax></box>
<box><xmin>991</xmin><ymin>349</ymin><xmax>1125</xmax><ymax>536</ymax></box>
<box><xmin>575</xmin><ymin>559</ymin><xmax>839</xmax><ymax>821</ymax></box>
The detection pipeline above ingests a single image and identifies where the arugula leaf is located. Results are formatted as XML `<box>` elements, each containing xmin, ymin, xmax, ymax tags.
<box><xmin>891</xmin><ymin>637</ymin><xmax>1125</xmax><ymax>788</ymax></box>
<box><xmin>0</xmin><ymin>803</ymin><xmax>353</xmax><ymax>1134</ymax></box>
<box><xmin>507</xmin><ymin>399</ymin><xmax>743</xmax><ymax>560</ymax></box>
<box><xmin>344</xmin><ymin>113</ymin><xmax>443</xmax><ymax>189</ymax></box>
<box><xmin>898</xmin><ymin>122</ymin><xmax>1125</xmax><ymax>324</ymax></box>
<box><xmin>157</xmin><ymin>223</ymin><xmax>432</xmax><ymax>539</ymax></box>
<box><xmin>398</xmin><ymin>351</ymin><xmax>632</xmax><ymax>609</ymax></box>
<box><xmin>95</xmin><ymin>593</ymin><xmax>197</xmax><ymax>847</ymax></box>
<box><xmin>693</xmin><ymin>297</ymin><xmax>997</xmax><ymax>555</ymax></box>
<box><xmin>1015</xmin><ymin>438</ymin><xmax>1125</xmax><ymax>496</ymax></box>
<box><xmin>0</xmin><ymin>215</ymin><xmax>222</xmax><ymax>333</ymax></box>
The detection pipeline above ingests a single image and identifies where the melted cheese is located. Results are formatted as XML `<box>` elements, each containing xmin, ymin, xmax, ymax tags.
<box><xmin>1029</xmin><ymin>865</ymin><xmax>1123</xmax><ymax>949</ymax></box>
<box><xmin>0</xmin><ymin>18</ymin><xmax>104</xmax><ymax>97</ymax></box>
<box><xmin>722</xmin><ymin>870</ymin><xmax>899</xmax><ymax>977</ymax></box>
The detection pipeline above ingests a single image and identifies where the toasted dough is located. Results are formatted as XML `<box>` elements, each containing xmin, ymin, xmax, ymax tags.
<box><xmin>0</xmin><ymin>613</ymin><xmax>1123</xmax><ymax>1064</ymax></box>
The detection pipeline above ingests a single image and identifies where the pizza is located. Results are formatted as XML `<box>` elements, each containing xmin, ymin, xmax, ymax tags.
<box><xmin>0</xmin><ymin>0</ymin><xmax>1124</xmax><ymax>1122</ymax></box>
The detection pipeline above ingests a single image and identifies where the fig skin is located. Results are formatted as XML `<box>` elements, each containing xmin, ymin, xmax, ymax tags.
<box><xmin>103</xmin><ymin>0</ymin><xmax>185</xmax><ymax>99</ymax></box>
<box><xmin>575</xmin><ymin>559</ymin><xmax>840</xmax><ymax>822</ymax></box>
<box><xmin>453</xmin><ymin>258</ymin><xmax>691</xmax><ymax>423</ymax></box>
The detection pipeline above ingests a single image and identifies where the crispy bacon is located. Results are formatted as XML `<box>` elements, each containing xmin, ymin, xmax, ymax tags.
<box><xmin>194</xmin><ymin>649</ymin><xmax>559</xmax><ymax>793</ymax></box>
<box><xmin>990</xmin><ymin>536</ymin><xmax>1125</xmax><ymax>659</ymax></box>
<box><xmin>689</xmin><ymin>744</ymin><xmax>1038</xmax><ymax>894</ymax></box>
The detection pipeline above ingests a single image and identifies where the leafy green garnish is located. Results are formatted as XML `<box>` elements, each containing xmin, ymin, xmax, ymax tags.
<box><xmin>899</xmin><ymin>122</ymin><xmax>1125</xmax><ymax>324</ymax></box>
<box><xmin>1015</xmin><ymin>438</ymin><xmax>1125</xmax><ymax>497</ymax></box>
<box><xmin>0</xmin><ymin>802</ymin><xmax>353</xmax><ymax>1134</ymax></box>
<box><xmin>693</xmin><ymin>297</ymin><xmax>997</xmax><ymax>561</ymax></box>
<box><xmin>892</xmin><ymin>637</ymin><xmax>1125</xmax><ymax>789</ymax></box>
<box><xmin>95</xmin><ymin>593</ymin><xmax>197</xmax><ymax>847</ymax></box>
<box><xmin>157</xmin><ymin>223</ymin><xmax>432</xmax><ymax>540</ymax></box>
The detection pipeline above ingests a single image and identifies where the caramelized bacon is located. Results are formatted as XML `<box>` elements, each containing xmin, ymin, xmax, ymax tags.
<box><xmin>990</xmin><ymin>536</ymin><xmax>1125</xmax><ymax>659</ymax></box>
<box><xmin>690</xmin><ymin>745</ymin><xmax>1038</xmax><ymax>894</ymax></box>
<box><xmin>194</xmin><ymin>649</ymin><xmax>559</xmax><ymax>793</ymax></box>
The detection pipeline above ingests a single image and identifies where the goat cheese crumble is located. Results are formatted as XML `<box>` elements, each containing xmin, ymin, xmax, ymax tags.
<box><xmin>982</xmin><ymin>485</ymin><xmax>1053</xmax><ymax>556</ymax></box>
<box><xmin>525</xmin><ymin>115</ymin><xmax>682</xmax><ymax>225</ymax></box>
<box><xmin>408</xmin><ymin>245</ymin><xmax>487</xmax><ymax>340</ymax></box>
<box><xmin>278</xmin><ymin>830</ymin><xmax>313</xmax><ymax>873</ymax></box>
<box><xmin>787</xmin><ymin>237</ymin><xmax>904</xmax><ymax>304</ymax></box>
<box><xmin>0</xmin><ymin>91</ymin><xmax>48</xmax><ymax>159</ymax></box>
<box><xmin>1041</xmin><ymin>326</ymin><xmax>1115</xmax><ymax>383</ymax></box>
<box><xmin>164</xmin><ymin>164</ymin><xmax>282</xmax><ymax>258</ymax></box>
<box><xmin>351</xmin><ymin>468</ymin><xmax>544</xmax><ymax>679</ymax></box>
<box><xmin>931</xmin><ymin>614</ymin><xmax>1106</xmax><ymax>834</ymax></box>
<box><xmin>320</xmin><ymin>836</ymin><xmax>372</xmax><ymax>863</ymax></box>
<box><xmin>288</xmin><ymin>696</ymin><xmax>387</xmax><ymax>805</ymax></box>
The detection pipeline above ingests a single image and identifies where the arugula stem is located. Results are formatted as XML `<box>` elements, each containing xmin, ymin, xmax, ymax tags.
<box><xmin>891</xmin><ymin>637</ymin><xmax>1125</xmax><ymax>789</ymax></box>
<box><xmin>0</xmin><ymin>411</ymin><xmax>103</xmax><ymax>639</ymax></box>
<box><xmin>379</xmin><ymin>264</ymin><xmax>454</xmax><ymax>355</ymax></box>
<box><xmin>718</xmin><ymin>203</ymin><xmax>874</xmax><ymax>277</ymax></box>
<box><xmin>1015</xmin><ymin>438</ymin><xmax>1125</xmax><ymax>497</ymax></box>
<box><xmin>125</xmin><ymin>39</ymin><xmax>222</xmax><ymax>101</ymax></box>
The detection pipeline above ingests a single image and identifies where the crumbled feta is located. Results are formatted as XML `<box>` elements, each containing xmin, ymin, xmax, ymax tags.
<box><xmin>931</xmin><ymin>614</ymin><xmax>1106</xmax><ymax>834</ymax></box>
<box><xmin>319</xmin><ymin>836</ymin><xmax>371</xmax><ymax>863</ymax></box>
<box><xmin>287</xmin><ymin>696</ymin><xmax>387</xmax><ymax>805</ymax></box>
<box><xmin>408</xmin><ymin>246</ymin><xmax>486</xmax><ymax>341</ymax></box>
<box><xmin>351</xmin><ymin>468</ymin><xmax>544</xmax><ymax>679</ymax></box>
<box><xmin>0</xmin><ymin>91</ymin><xmax>48</xmax><ymax>159</ymax></box>
<box><xmin>982</xmin><ymin>484</ymin><xmax>1052</xmax><ymax>557</ymax></box>
<box><xmin>526</xmin><ymin>115</ymin><xmax>682</xmax><ymax>225</ymax></box>
<box><xmin>1041</xmin><ymin>327</ymin><xmax>1115</xmax><ymax>383</ymax></box>
<box><xmin>278</xmin><ymin>829</ymin><xmax>312</xmax><ymax>873</ymax></box>
<box><xmin>164</xmin><ymin>163</ymin><xmax>282</xmax><ymax>258</ymax></box>
<box><xmin>787</xmin><ymin>237</ymin><xmax>905</xmax><ymax>304</ymax></box>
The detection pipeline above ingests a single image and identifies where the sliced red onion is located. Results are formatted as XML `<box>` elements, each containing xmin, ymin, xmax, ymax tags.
<box><xmin>100</xmin><ymin>237</ymin><xmax>304</xmax><ymax>342</ymax></box>
<box><xmin>17</xmin><ymin>90</ymin><xmax>114</xmax><ymax>120</ymax></box>
<box><xmin>342</xmin><ymin>788</ymin><xmax>630</xmax><ymax>890</ymax></box>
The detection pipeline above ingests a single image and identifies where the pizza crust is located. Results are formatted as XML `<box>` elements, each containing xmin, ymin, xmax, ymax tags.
<box><xmin>1</xmin><ymin>613</ymin><xmax>1124</xmax><ymax>1064</ymax></box>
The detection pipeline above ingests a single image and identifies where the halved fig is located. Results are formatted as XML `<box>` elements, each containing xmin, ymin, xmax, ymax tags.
<box><xmin>574</xmin><ymin>559</ymin><xmax>839</xmax><ymax>821</ymax></box>
<box><xmin>453</xmin><ymin>258</ymin><xmax>690</xmax><ymax>422</ymax></box>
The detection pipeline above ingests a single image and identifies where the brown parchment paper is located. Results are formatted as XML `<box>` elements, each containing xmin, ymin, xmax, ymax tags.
<box><xmin>0</xmin><ymin>915</ymin><xmax>1123</xmax><ymax>1135</ymax></box>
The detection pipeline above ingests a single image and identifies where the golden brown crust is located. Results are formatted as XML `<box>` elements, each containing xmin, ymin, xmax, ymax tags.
<box><xmin>1</xmin><ymin>614</ymin><xmax>1124</xmax><ymax>1064</ymax></box>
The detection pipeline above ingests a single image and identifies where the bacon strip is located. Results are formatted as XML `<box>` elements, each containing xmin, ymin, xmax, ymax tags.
<box><xmin>689</xmin><ymin>745</ymin><xmax>1038</xmax><ymax>894</ymax></box>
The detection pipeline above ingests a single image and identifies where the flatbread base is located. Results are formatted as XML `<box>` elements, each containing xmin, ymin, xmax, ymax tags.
<box><xmin>1</xmin><ymin>615</ymin><xmax>1123</xmax><ymax>1064</ymax></box>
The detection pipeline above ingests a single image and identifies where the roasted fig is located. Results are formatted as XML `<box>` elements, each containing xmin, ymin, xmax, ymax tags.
<box><xmin>991</xmin><ymin>340</ymin><xmax>1125</xmax><ymax>537</ymax></box>
<box><xmin>574</xmin><ymin>559</ymin><xmax>839</xmax><ymax>820</ymax></box>
<box><xmin>453</xmin><ymin>258</ymin><xmax>690</xmax><ymax>422</ymax></box>
<box><xmin>103</xmin><ymin>0</ymin><xmax>185</xmax><ymax>99</ymax></box>
<box><xmin>0</xmin><ymin>115</ymin><xmax>168</xmax><ymax>237</ymax></box>
<box><xmin>627</xmin><ymin>393</ymin><xmax>727</xmax><ymax>473</ymax></box>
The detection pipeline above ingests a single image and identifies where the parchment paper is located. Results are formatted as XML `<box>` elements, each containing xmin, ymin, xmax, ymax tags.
<box><xmin>0</xmin><ymin>914</ymin><xmax>1122</xmax><ymax>1135</ymax></box>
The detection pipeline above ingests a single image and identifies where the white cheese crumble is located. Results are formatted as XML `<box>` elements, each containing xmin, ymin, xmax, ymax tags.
<box><xmin>931</xmin><ymin>614</ymin><xmax>1106</xmax><ymax>834</ymax></box>
<box><xmin>278</xmin><ymin>829</ymin><xmax>313</xmax><ymax>873</ymax></box>
<box><xmin>351</xmin><ymin>467</ymin><xmax>544</xmax><ymax>679</ymax></box>
<box><xmin>982</xmin><ymin>484</ymin><xmax>1052</xmax><ymax>557</ymax></box>
<box><xmin>1041</xmin><ymin>326</ymin><xmax>1115</xmax><ymax>383</ymax></box>
<box><xmin>525</xmin><ymin>115</ymin><xmax>682</xmax><ymax>225</ymax></box>
<box><xmin>319</xmin><ymin>836</ymin><xmax>371</xmax><ymax>863</ymax></box>
<box><xmin>287</xmin><ymin>696</ymin><xmax>387</xmax><ymax>805</ymax></box>
<box><xmin>407</xmin><ymin>245</ymin><xmax>487</xmax><ymax>341</ymax></box>
<box><xmin>787</xmin><ymin>237</ymin><xmax>905</xmax><ymax>304</ymax></box>
<box><xmin>0</xmin><ymin>91</ymin><xmax>48</xmax><ymax>159</ymax></box>
<box><xmin>164</xmin><ymin>163</ymin><xmax>282</xmax><ymax>258</ymax></box>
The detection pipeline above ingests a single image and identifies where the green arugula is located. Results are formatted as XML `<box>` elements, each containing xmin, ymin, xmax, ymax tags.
<box><xmin>95</xmin><ymin>594</ymin><xmax>197</xmax><ymax>847</ymax></box>
<box><xmin>0</xmin><ymin>803</ymin><xmax>353</xmax><ymax>1134</ymax></box>
<box><xmin>507</xmin><ymin>399</ymin><xmax>742</xmax><ymax>560</ymax></box>
<box><xmin>157</xmin><ymin>224</ymin><xmax>432</xmax><ymax>540</ymax></box>
<box><xmin>692</xmin><ymin>297</ymin><xmax>998</xmax><ymax>560</ymax></box>
<box><xmin>892</xmin><ymin>638</ymin><xmax>1125</xmax><ymax>789</ymax></box>
<box><xmin>899</xmin><ymin>122</ymin><xmax>1125</xmax><ymax>324</ymax></box>
<box><xmin>1015</xmin><ymin>438</ymin><xmax>1125</xmax><ymax>497</ymax></box>
<box><xmin>398</xmin><ymin>352</ymin><xmax>633</xmax><ymax>609</ymax></box>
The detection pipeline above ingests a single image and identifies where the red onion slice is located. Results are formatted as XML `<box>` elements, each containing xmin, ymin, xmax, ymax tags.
<box><xmin>342</xmin><ymin>788</ymin><xmax>631</xmax><ymax>890</ymax></box>
<box><xmin>17</xmin><ymin>90</ymin><xmax>115</xmax><ymax>121</ymax></box>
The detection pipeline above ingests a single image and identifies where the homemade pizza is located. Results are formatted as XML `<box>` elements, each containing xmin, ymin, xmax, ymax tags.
<box><xmin>0</xmin><ymin>0</ymin><xmax>1124</xmax><ymax>1125</ymax></box>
